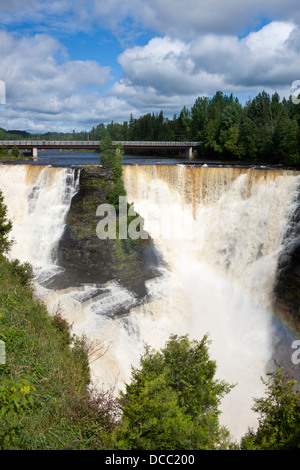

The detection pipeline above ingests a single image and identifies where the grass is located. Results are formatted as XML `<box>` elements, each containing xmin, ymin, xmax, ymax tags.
<box><xmin>0</xmin><ymin>254</ymin><xmax>119</xmax><ymax>449</ymax></box>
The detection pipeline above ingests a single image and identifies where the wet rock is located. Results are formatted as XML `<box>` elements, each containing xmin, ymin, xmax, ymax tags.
<box><xmin>50</xmin><ymin>165</ymin><xmax>161</xmax><ymax>300</ymax></box>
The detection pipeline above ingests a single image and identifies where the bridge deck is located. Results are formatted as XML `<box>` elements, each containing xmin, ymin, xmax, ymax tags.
<box><xmin>0</xmin><ymin>140</ymin><xmax>201</xmax><ymax>149</ymax></box>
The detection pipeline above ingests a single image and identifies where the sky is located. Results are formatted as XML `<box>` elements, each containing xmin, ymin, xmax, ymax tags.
<box><xmin>0</xmin><ymin>0</ymin><xmax>300</xmax><ymax>133</ymax></box>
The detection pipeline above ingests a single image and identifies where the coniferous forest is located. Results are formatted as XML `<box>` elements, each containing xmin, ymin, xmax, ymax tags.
<box><xmin>1</xmin><ymin>90</ymin><xmax>300</xmax><ymax>165</ymax></box>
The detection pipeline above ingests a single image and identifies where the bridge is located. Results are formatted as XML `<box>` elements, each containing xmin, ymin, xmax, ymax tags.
<box><xmin>0</xmin><ymin>140</ymin><xmax>201</xmax><ymax>160</ymax></box>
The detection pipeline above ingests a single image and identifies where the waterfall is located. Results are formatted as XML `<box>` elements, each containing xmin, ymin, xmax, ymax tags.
<box><xmin>122</xmin><ymin>164</ymin><xmax>300</xmax><ymax>439</ymax></box>
<box><xmin>0</xmin><ymin>164</ymin><xmax>79</xmax><ymax>281</ymax></box>
<box><xmin>0</xmin><ymin>162</ymin><xmax>299</xmax><ymax>442</ymax></box>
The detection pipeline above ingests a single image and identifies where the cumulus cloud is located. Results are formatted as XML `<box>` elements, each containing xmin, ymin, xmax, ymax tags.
<box><xmin>0</xmin><ymin>31</ymin><xmax>137</xmax><ymax>130</ymax></box>
<box><xmin>111</xmin><ymin>21</ymin><xmax>300</xmax><ymax>113</ymax></box>
<box><xmin>2</xmin><ymin>0</ymin><xmax>300</xmax><ymax>38</ymax></box>
<box><xmin>139</xmin><ymin>0</ymin><xmax>300</xmax><ymax>38</ymax></box>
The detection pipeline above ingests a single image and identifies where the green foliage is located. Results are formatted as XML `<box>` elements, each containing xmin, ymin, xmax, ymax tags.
<box><xmin>0</xmin><ymin>190</ymin><xmax>13</xmax><ymax>254</ymax></box>
<box><xmin>108</xmin><ymin>179</ymin><xmax>126</xmax><ymax>209</ymax></box>
<box><xmin>108</xmin><ymin>334</ymin><xmax>234</xmax><ymax>450</ymax></box>
<box><xmin>0</xmin><ymin>377</ymin><xmax>35</xmax><ymax>448</ymax></box>
<box><xmin>0</xmin><ymin>254</ymin><xmax>118</xmax><ymax>449</ymax></box>
<box><xmin>100</xmin><ymin>133</ymin><xmax>127</xmax><ymax>211</ymax></box>
<box><xmin>100</xmin><ymin>133</ymin><xmax>124</xmax><ymax>172</ymax></box>
<box><xmin>11</xmin><ymin>145</ymin><xmax>20</xmax><ymax>157</ymax></box>
<box><xmin>0</xmin><ymin>144</ymin><xmax>21</xmax><ymax>159</ymax></box>
<box><xmin>100</xmin><ymin>133</ymin><xmax>118</xmax><ymax>168</ymax></box>
<box><xmin>0</xmin><ymin>145</ymin><xmax>8</xmax><ymax>157</ymax></box>
<box><xmin>241</xmin><ymin>366</ymin><xmax>300</xmax><ymax>450</ymax></box>
<box><xmin>9</xmin><ymin>259</ymin><xmax>33</xmax><ymax>285</ymax></box>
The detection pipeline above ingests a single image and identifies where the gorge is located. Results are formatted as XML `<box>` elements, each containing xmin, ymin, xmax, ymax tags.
<box><xmin>0</xmin><ymin>161</ymin><xmax>299</xmax><ymax>442</ymax></box>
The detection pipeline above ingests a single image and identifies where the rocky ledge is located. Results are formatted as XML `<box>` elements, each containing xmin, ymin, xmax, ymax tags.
<box><xmin>48</xmin><ymin>165</ymin><xmax>161</xmax><ymax>300</ymax></box>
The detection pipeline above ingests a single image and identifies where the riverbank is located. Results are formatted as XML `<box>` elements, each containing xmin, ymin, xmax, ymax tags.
<box><xmin>0</xmin><ymin>253</ymin><xmax>117</xmax><ymax>449</ymax></box>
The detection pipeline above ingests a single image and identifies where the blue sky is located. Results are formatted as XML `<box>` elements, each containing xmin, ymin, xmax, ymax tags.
<box><xmin>0</xmin><ymin>0</ymin><xmax>300</xmax><ymax>132</ymax></box>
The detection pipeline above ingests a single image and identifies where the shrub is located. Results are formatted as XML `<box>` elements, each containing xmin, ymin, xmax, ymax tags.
<box><xmin>0</xmin><ymin>378</ymin><xmax>35</xmax><ymax>449</ymax></box>
<box><xmin>9</xmin><ymin>259</ymin><xmax>33</xmax><ymax>285</ymax></box>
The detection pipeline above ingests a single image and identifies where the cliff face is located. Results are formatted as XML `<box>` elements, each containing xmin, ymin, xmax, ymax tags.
<box><xmin>273</xmin><ymin>190</ymin><xmax>300</xmax><ymax>332</ymax></box>
<box><xmin>52</xmin><ymin>165</ymin><xmax>161</xmax><ymax>298</ymax></box>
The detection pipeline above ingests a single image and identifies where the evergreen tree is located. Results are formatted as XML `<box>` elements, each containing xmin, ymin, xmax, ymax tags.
<box><xmin>245</xmin><ymin>91</ymin><xmax>274</xmax><ymax>158</ymax></box>
<box><xmin>273</xmin><ymin>111</ymin><xmax>300</xmax><ymax>164</ymax></box>
<box><xmin>191</xmin><ymin>96</ymin><xmax>209</xmax><ymax>141</ymax></box>
<box><xmin>108</xmin><ymin>335</ymin><xmax>234</xmax><ymax>450</ymax></box>
<box><xmin>241</xmin><ymin>366</ymin><xmax>300</xmax><ymax>450</ymax></box>
<box><xmin>100</xmin><ymin>133</ymin><xmax>117</xmax><ymax>168</ymax></box>
<box><xmin>239</xmin><ymin>116</ymin><xmax>259</xmax><ymax>160</ymax></box>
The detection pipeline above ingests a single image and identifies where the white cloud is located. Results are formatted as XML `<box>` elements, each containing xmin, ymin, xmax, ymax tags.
<box><xmin>243</xmin><ymin>21</ymin><xmax>295</xmax><ymax>55</ymax></box>
<box><xmin>0</xmin><ymin>31</ymin><xmax>125</xmax><ymax>130</ymax></box>
<box><xmin>2</xmin><ymin>0</ymin><xmax>300</xmax><ymax>38</ymax></box>
<box><xmin>140</xmin><ymin>0</ymin><xmax>300</xmax><ymax>37</ymax></box>
<box><xmin>112</xmin><ymin>21</ymin><xmax>300</xmax><ymax>113</ymax></box>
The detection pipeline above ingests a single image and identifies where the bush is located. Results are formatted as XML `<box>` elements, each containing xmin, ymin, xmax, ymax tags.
<box><xmin>0</xmin><ymin>378</ymin><xmax>35</xmax><ymax>449</ymax></box>
<box><xmin>9</xmin><ymin>259</ymin><xmax>33</xmax><ymax>285</ymax></box>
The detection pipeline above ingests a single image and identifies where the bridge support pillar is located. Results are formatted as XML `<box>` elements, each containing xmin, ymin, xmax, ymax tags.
<box><xmin>188</xmin><ymin>146</ymin><xmax>194</xmax><ymax>160</ymax></box>
<box><xmin>32</xmin><ymin>147</ymin><xmax>38</xmax><ymax>160</ymax></box>
<box><xmin>179</xmin><ymin>147</ymin><xmax>195</xmax><ymax>160</ymax></box>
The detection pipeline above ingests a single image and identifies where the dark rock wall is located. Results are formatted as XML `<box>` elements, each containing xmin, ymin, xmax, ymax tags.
<box><xmin>273</xmin><ymin>185</ymin><xmax>300</xmax><ymax>333</ymax></box>
<box><xmin>53</xmin><ymin>165</ymin><xmax>161</xmax><ymax>298</ymax></box>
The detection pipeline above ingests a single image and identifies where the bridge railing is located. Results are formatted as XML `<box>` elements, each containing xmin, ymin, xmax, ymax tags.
<box><xmin>0</xmin><ymin>140</ymin><xmax>201</xmax><ymax>147</ymax></box>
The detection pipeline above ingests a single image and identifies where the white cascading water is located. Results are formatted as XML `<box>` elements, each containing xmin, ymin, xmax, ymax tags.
<box><xmin>0</xmin><ymin>162</ymin><xmax>299</xmax><ymax>443</ymax></box>
<box><xmin>0</xmin><ymin>164</ymin><xmax>79</xmax><ymax>280</ymax></box>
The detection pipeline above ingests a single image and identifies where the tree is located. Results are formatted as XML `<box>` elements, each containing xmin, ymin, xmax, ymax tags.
<box><xmin>11</xmin><ymin>145</ymin><xmax>20</xmax><ymax>158</ymax></box>
<box><xmin>0</xmin><ymin>145</ymin><xmax>8</xmax><ymax>158</ymax></box>
<box><xmin>0</xmin><ymin>191</ymin><xmax>12</xmax><ymax>254</ymax></box>
<box><xmin>239</xmin><ymin>116</ymin><xmax>258</xmax><ymax>160</ymax></box>
<box><xmin>108</xmin><ymin>334</ymin><xmax>234</xmax><ymax>450</ymax></box>
<box><xmin>100</xmin><ymin>134</ymin><xmax>126</xmax><ymax>210</ymax></box>
<box><xmin>100</xmin><ymin>133</ymin><xmax>118</xmax><ymax>168</ymax></box>
<box><xmin>177</xmin><ymin>106</ymin><xmax>192</xmax><ymax>140</ymax></box>
<box><xmin>224</xmin><ymin>124</ymin><xmax>240</xmax><ymax>157</ymax></box>
<box><xmin>191</xmin><ymin>96</ymin><xmax>209</xmax><ymax>141</ymax></box>
<box><xmin>203</xmin><ymin>118</ymin><xmax>222</xmax><ymax>155</ymax></box>
<box><xmin>245</xmin><ymin>91</ymin><xmax>274</xmax><ymax>157</ymax></box>
<box><xmin>273</xmin><ymin>111</ymin><xmax>300</xmax><ymax>164</ymax></box>
<box><xmin>241</xmin><ymin>366</ymin><xmax>300</xmax><ymax>450</ymax></box>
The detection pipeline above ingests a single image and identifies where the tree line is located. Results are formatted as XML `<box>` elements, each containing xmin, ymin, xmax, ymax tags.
<box><xmin>0</xmin><ymin>90</ymin><xmax>300</xmax><ymax>164</ymax></box>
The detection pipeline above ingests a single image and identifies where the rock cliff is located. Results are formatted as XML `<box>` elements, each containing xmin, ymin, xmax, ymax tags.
<box><xmin>274</xmin><ymin>189</ymin><xmax>300</xmax><ymax>332</ymax></box>
<box><xmin>50</xmin><ymin>165</ymin><xmax>161</xmax><ymax>299</ymax></box>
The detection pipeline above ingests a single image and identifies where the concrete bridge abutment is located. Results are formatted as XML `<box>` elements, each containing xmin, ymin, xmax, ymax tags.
<box><xmin>32</xmin><ymin>147</ymin><xmax>38</xmax><ymax>160</ymax></box>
